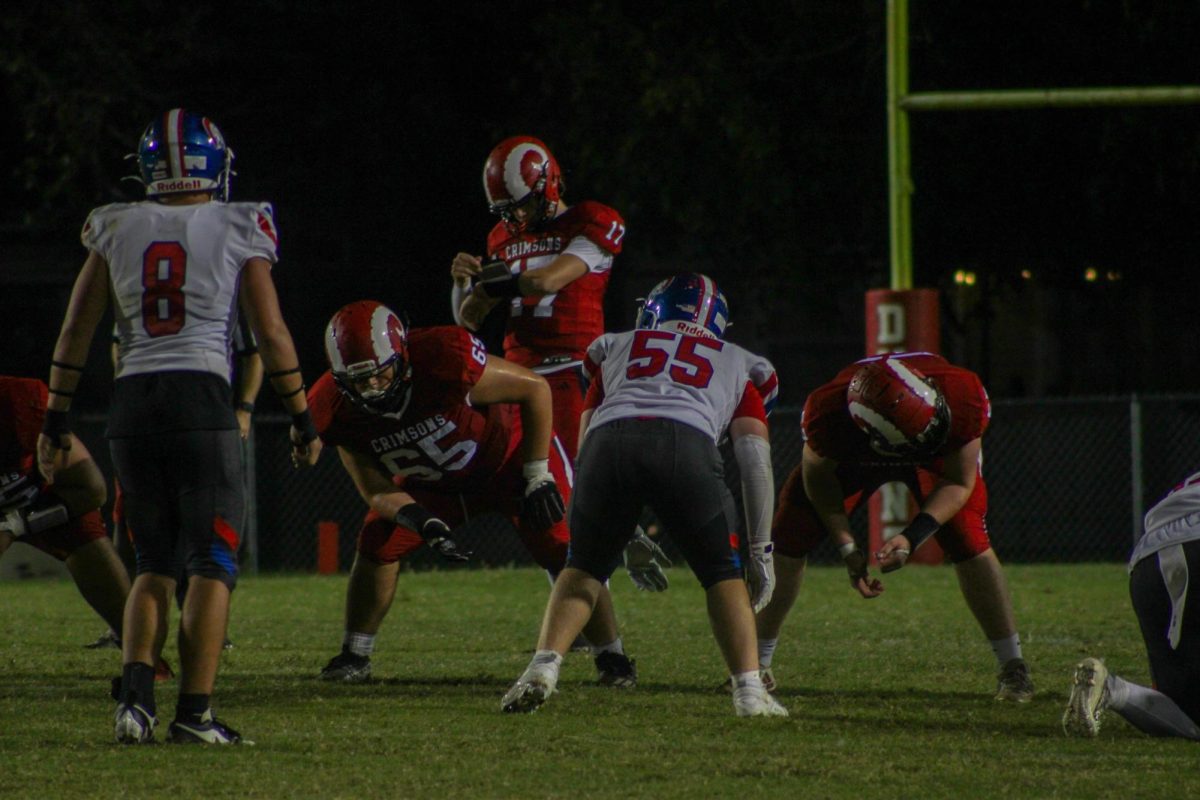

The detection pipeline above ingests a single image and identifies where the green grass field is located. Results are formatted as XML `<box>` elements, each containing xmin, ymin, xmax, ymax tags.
<box><xmin>1</xmin><ymin>562</ymin><xmax>1195</xmax><ymax>799</ymax></box>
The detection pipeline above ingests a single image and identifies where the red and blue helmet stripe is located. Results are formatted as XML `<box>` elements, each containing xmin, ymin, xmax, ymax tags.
<box><xmin>636</xmin><ymin>272</ymin><xmax>731</xmax><ymax>339</ymax></box>
<box><xmin>137</xmin><ymin>108</ymin><xmax>234</xmax><ymax>201</ymax></box>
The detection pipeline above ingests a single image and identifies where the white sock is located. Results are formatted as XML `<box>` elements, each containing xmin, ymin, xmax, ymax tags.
<box><xmin>526</xmin><ymin>650</ymin><xmax>563</xmax><ymax>688</ymax></box>
<box><xmin>592</xmin><ymin>638</ymin><xmax>624</xmax><ymax>656</ymax></box>
<box><xmin>731</xmin><ymin>670</ymin><xmax>764</xmax><ymax>691</ymax></box>
<box><xmin>1107</xmin><ymin>674</ymin><xmax>1200</xmax><ymax>740</ymax></box>
<box><xmin>757</xmin><ymin>638</ymin><xmax>778</xmax><ymax>668</ymax></box>
<box><xmin>531</xmin><ymin>650</ymin><xmax>563</xmax><ymax>668</ymax></box>
<box><xmin>989</xmin><ymin>634</ymin><xmax>1022</xmax><ymax>667</ymax></box>
<box><xmin>344</xmin><ymin>631</ymin><xmax>376</xmax><ymax>657</ymax></box>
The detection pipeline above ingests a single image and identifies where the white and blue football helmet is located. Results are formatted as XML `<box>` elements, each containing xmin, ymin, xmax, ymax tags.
<box><xmin>636</xmin><ymin>272</ymin><xmax>731</xmax><ymax>339</ymax></box>
<box><xmin>136</xmin><ymin>108</ymin><xmax>234</xmax><ymax>201</ymax></box>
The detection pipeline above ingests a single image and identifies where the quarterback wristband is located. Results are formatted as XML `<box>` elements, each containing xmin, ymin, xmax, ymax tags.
<box><xmin>474</xmin><ymin>260</ymin><xmax>523</xmax><ymax>299</ymax></box>
<box><xmin>42</xmin><ymin>409</ymin><xmax>72</xmax><ymax>439</ymax></box>
<box><xmin>291</xmin><ymin>409</ymin><xmax>318</xmax><ymax>444</ymax></box>
<box><xmin>902</xmin><ymin>512</ymin><xmax>941</xmax><ymax>552</ymax></box>
<box><xmin>235</xmin><ymin>401</ymin><xmax>255</xmax><ymax>413</ymax></box>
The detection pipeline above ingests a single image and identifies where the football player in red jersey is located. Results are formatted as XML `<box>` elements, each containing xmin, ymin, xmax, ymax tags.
<box><xmin>451</xmin><ymin>137</ymin><xmax>668</xmax><ymax>603</ymax></box>
<box><xmin>753</xmin><ymin>353</ymin><xmax>1034</xmax><ymax>702</ymax></box>
<box><xmin>0</xmin><ymin>376</ymin><xmax>133</xmax><ymax>640</ymax></box>
<box><xmin>313</xmin><ymin>301</ymin><xmax>636</xmax><ymax>687</ymax></box>
<box><xmin>450</xmin><ymin>135</ymin><xmax>625</xmax><ymax>464</ymax></box>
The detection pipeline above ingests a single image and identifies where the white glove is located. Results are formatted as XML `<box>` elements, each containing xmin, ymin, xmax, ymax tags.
<box><xmin>746</xmin><ymin>542</ymin><xmax>775</xmax><ymax>613</ymax></box>
<box><xmin>0</xmin><ymin>507</ymin><xmax>29</xmax><ymax>538</ymax></box>
<box><xmin>623</xmin><ymin>529</ymin><xmax>672</xmax><ymax>591</ymax></box>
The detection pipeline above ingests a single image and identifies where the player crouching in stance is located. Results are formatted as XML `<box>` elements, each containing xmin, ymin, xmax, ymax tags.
<box><xmin>755</xmin><ymin>353</ymin><xmax>1033</xmax><ymax>702</ymax></box>
<box><xmin>1064</xmin><ymin>471</ymin><xmax>1200</xmax><ymax>740</ymax></box>
<box><xmin>502</xmin><ymin>273</ymin><xmax>787</xmax><ymax>717</ymax></box>
<box><xmin>312</xmin><ymin>301</ymin><xmax>635</xmax><ymax>686</ymax></box>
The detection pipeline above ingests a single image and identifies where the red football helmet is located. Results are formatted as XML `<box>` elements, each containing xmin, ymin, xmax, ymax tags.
<box><xmin>325</xmin><ymin>301</ymin><xmax>412</xmax><ymax>415</ymax></box>
<box><xmin>846</xmin><ymin>357</ymin><xmax>950</xmax><ymax>457</ymax></box>
<box><xmin>482</xmin><ymin>135</ymin><xmax>563</xmax><ymax>233</ymax></box>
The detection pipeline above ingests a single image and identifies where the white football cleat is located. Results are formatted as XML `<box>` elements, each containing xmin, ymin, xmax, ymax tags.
<box><xmin>732</xmin><ymin>686</ymin><xmax>788</xmax><ymax>718</ymax></box>
<box><xmin>501</xmin><ymin>665</ymin><xmax>558</xmax><ymax>714</ymax></box>
<box><xmin>114</xmin><ymin>702</ymin><xmax>158</xmax><ymax>744</ymax></box>
<box><xmin>1063</xmin><ymin>657</ymin><xmax>1109</xmax><ymax>737</ymax></box>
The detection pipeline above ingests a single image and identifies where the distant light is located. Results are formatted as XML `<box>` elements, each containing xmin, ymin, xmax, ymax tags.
<box><xmin>1106</xmin><ymin>270</ymin><xmax>1122</xmax><ymax>282</ymax></box>
<box><xmin>1084</xmin><ymin>267</ymin><xmax>1098</xmax><ymax>282</ymax></box>
<box><xmin>1020</xmin><ymin>269</ymin><xmax>1032</xmax><ymax>280</ymax></box>
<box><xmin>954</xmin><ymin>269</ymin><xmax>977</xmax><ymax>286</ymax></box>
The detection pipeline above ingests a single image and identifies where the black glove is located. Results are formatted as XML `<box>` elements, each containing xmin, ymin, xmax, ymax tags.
<box><xmin>521</xmin><ymin>481</ymin><xmax>566</xmax><ymax>531</ymax></box>
<box><xmin>422</xmin><ymin>519</ymin><xmax>472</xmax><ymax>562</ymax></box>
<box><xmin>395</xmin><ymin>504</ymin><xmax>472</xmax><ymax>562</ymax></box>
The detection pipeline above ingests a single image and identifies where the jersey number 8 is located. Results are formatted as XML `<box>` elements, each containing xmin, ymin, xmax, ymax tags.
<box><xmin>141</xmin><ymin>241</ymin><xmax>187</xmax><ymax>337</ymax></box>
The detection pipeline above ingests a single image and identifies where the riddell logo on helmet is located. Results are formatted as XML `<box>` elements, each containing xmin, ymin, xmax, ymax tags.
<box><xmin>153</xmin><ymin>178</ymin><xmax>207</xmax><ymax>193</ymax></box>
<box><xmin>667</xmin><ymin>320</ymin><xmax>716</xmax><ymax>339</ymax></box>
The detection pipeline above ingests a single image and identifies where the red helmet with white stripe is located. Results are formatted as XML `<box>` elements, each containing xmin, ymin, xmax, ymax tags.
<box><xmin>846</xmin><ymin>357</ymin><xmax>950</xmax><ymax>457</ymax></box>
<box><xmin>324</xmin><ymin>301</ymin><xmax>412</xmax><ymax>415</ymax></box>
<box><xmin>482</xmin><ymin>135</ymin><xmax>563</xmax><ymax>234</ymax></box>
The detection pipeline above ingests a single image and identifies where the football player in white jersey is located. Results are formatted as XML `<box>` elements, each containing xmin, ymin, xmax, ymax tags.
<box><xmin>1063</xmin><ymin>471</ymin><xmax>1200</xmax><ymax>739</ymax></box>
<box><xmin>501</xmin><ymin>273</ymin><xmax>787</xmax><ymax>717</ymax></box>
<box><xmin>38</xmin><ymin>108</ymin><xmax>321</xmax><ymax>746</ymax></box>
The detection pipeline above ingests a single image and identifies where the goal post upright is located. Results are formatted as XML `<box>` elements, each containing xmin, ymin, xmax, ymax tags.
<box><xmin>875</xmin><ymin>0</ymin><xmax>1200</xmax><ymax>560</ymax></box>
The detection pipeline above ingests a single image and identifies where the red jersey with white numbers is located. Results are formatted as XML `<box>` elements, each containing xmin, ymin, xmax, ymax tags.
<box><xmin>485</xmin><ymin>200</ymin><xmax>625</xmax><ymax>367</ymax></box>
<box><xmin>803</xmin><ymin>353</ymin><xmax>990</xmax><ymax>464</ymax></box>
<box><xmin>308</xmin><ymin>327</ymin><xmax>520</xmax><ymax>491</ymax></box>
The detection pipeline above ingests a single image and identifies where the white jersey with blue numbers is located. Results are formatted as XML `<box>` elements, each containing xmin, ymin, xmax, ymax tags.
<box><xmin>583</xmin><ymin>329</ymin><xmax>767</xmax><ymax>444</ymax></box>
<box><xmin>81</xmin><ymin>200</ymin><xmax>279</xmax><ymax>381</ymax></box>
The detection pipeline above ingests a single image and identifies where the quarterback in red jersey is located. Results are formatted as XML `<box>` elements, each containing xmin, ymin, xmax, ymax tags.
<box><xmin>753</xmin><ymin>353</ymin><xmax>1034</xmax><ymax>702</ymax></box>
<box><xmin>313</xmin><ymin>301</ymin><xmax>635</xmax><ymax>687</ymax></box>
<box><xmin>0</xmin><ymin>376</ymin><xmax>131</xmax><ymax>642</ymax></box>
<box><xmin>450</xmin><ymin>135</ymin><xmax>625</xmax><ymax>462</ymax></box>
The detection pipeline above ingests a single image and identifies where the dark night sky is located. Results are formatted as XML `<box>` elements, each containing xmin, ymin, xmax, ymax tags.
<box><xmin>3</xmin><ymin>2</ymin><xmax>1200</xmax><ymax>406</ymax></box>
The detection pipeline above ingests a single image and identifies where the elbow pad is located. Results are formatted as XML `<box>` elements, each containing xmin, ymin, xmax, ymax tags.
<box><xmin>733</xmin><ymin>433</ymin><xmax>774</xmax><ymax>551</ymax></box>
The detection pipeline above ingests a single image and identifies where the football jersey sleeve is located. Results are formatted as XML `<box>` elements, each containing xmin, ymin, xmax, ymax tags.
<box><xmin>582</xmin><ymin>366</ymin><xmax>606</xmax><ymax>411</ymax></box>
<box><xmin>80</xmin><ymin>203</ymin><xmax>127</xmax><ymax>258</ymax></box>
<box><xmin>799</xmin><ymin>380</ymin><xmax>848</xmax><ymax>457</ymax></box>
<box><xmin>583</xmin><ymin>334</ymin><xmax>614</xmax><ymax>380</ymax></box>
<box><xmin>731</xmin><ymin>380</ymin><xmax>768</xmax><ymax>425</ymax></box>
<box><xmin>306</xmin><ymin>372</ymin><xmax>343</xmax><ymax>444</ymax></box>
<box><xmin>228</xmin><ymin>202</ymin><xmax>280</xmax><ymax>265</ymax></box>
<box><xmin>746</xmin><ymin>354</ymin><xmax>779</xmax><ymax>416</ymax></box>
<box><xmin>409</xmin><ymin>327</ymin><xmax>489</xmax><ymax>400</ymax></box>
<box><xmin>946</xmin><ymin>370</ymin><xmax>991</xmax><ymax>442</ymax></box>
<box><xmin>570</xmin><ymin>201</ymin><xmax>625</xmax><ymax>256</ymax></box>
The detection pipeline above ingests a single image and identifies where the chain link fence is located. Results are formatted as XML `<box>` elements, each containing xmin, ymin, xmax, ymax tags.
<box><xmin>73</xmin><ymin>394</ymin><xmax>1200</xmax><ymax>573</ymax></box>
